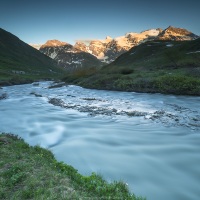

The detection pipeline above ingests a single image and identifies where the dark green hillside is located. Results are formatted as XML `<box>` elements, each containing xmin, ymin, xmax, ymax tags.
<box><xmin>0</xmin><ymin>28</ymin><xmax>66</xmax><ymax>85</ymax></box>
<box><xmin>108</xmin><ymin>38</ymin><xmax>200</xmax><ymax>69</ymax></box>
<box><xmin>63</xmin><ymin>39</ymin><xmax>200</xmax><ymax>95</ymax></box>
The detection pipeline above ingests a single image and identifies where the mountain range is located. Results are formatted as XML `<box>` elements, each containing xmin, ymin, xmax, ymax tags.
<box><xmin>1</xmin><ymin>26</ymin><xmax>199</xmax><ymax>95</ymax></box>
<box><xmin>31</xmin><ymin>26</ymin><xmax>199</xmax><ymax>69</ymax></box>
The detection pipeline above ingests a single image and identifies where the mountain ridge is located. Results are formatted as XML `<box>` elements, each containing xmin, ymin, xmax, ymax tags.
<box><xmin>32</xmin><ymin>26</ymin><xmax>199</xmax><ymax>66</ymax></box>
<box><xmin>157</xmin><ymin>26</ymin><xmax>199</xmax><ymax>41</ymax></box>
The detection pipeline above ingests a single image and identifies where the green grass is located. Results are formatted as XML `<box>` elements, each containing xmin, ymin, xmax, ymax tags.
<box><xmin>62</xmin><ymin>39</ymin><xmax>200</xmax><ymax>95</ymax></box>
<box><xmin>0</xmin><ymin>133</ymin><xmax>145</xmax><ymax>200</ymax></box>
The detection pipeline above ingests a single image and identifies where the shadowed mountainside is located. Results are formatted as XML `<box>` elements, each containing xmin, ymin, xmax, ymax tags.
<box><xmin>0</xmin><ymin>28</ymin><xmax>66</xmax><ymax>85</ymax></box>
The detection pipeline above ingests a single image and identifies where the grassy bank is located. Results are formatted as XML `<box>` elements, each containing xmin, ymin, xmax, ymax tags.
<box><xmin>0</xmin><ymin>133</ymin><xmax>145</xmax><ymax>200</ymax></box>
<box><xmin>0</xmin><ymin>58</ymin><xmax>66</xmax><ymax>86</ymax></box>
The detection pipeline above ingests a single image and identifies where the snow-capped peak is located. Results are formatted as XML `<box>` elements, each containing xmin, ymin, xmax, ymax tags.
<box><xmin>73</xmin><ymin>28</ymin><xmax>163</xmax><ymax>63</ymax></box>
<box><xmin>40</xmin><ymin>40</ymin><xmax>68</xmax><ymax>48</ymax></box>
<box><xmin>157</xmin><ymin>26</ymin><xmax>199</xmax><ymax>41</ymax></box>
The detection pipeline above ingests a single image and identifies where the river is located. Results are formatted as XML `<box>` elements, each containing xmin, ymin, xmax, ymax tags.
<box><xmin>0</xmin><ymin>81</ymin><xmax>200</xmax><ymax>200</ymax></box>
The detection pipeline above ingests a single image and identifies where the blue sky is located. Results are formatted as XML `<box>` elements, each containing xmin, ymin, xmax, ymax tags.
<box><xmin>0</xmin><ymin>0</ymin><xmax>200</xmax><ymax>45</ymax></box>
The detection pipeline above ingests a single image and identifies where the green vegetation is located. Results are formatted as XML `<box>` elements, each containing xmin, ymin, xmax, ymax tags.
<box><xmin>63</xmin><ymin>39</ymin><xmax>200</xmax><ymax>95</ymax></box>
<box><xmin>0</xmin><ymin>28</ymin><xmax>66</xmax><ymax>86</ymax></box>
<box><xmin>0</xmin><ymin>133</ymin><xmax>145</xmax><ymax>200</ymax></box>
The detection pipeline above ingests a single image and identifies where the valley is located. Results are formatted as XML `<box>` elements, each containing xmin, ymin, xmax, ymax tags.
<box><xmin>0</xmin><ymin>24</ymin><xmax>200</xmax><ymax>200</ymax></box>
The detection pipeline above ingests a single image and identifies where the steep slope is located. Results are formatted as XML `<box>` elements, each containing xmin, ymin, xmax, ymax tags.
<box><xmin>0</xmin><ymin>28</ymin><xmax>65</xmax><ymax>84</ymax></box>
<box><xmin>63</xmin><ymin>38</ymin><xmax>200</xmax><ymax>95</ymax></box>
<box><xmin>40</xmin><ymin>40</ymin><xmax>103</xmax><ymax>70</ymax></box>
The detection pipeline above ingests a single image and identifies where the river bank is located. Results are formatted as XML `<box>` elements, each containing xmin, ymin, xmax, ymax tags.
<box><xmin>0</xmin><ymin>133</ymin><xmax>143</xmax><ymax>199</ymax></box>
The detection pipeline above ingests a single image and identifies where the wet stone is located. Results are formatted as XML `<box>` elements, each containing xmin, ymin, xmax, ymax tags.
<box><xmin>0</xmin><ymin>93</ymin><xmax>8</xmax><ymax>100</ymax></box>
<box><xmin>30</xmin><ymin>92</ymin><xmax>43</xmax><ymax>97</ymax></box>
<box><xmin>48</xmin><ymin>98</ymin><xmax>66</xmax><ymax>107</ymax></box>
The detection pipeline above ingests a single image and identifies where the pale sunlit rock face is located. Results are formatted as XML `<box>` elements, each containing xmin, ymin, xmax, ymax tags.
<box><xmin>74</xmin><ymin>28</ymin><xmax>162</xmax><ymax>63</ymax></box>
<box><xmin>157</xmin><ymin>26</ymin><xmax>199</xmax><ymax>41</ymax></box>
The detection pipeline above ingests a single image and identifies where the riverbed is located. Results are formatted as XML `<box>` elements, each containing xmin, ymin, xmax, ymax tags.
<box><xmin>0</xmin><ymin>81</ymin><xmax>200</xmax><ymax>200</ymax></box>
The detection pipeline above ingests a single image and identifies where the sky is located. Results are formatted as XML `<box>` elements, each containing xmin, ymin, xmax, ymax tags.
<box><xmin>0</xmin><ymin>0</ymin><xmax>200</xmax><ymax>45</ymax></box>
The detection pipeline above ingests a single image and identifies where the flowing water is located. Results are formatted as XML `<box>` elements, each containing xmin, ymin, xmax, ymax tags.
<box><xmin>0</xmin><ymin>81</ymin><xmax>200</xmax><ymax>200</ymax></box>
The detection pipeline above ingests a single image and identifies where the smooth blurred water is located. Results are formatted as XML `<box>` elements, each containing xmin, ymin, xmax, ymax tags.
<box><xmin>0</xmin><ymin>82</ymin><xmax>200</xmax><ymax>200</ymax></box>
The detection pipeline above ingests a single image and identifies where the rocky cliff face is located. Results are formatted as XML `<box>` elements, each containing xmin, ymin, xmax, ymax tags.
<box><xmin>39</xmin><ymin>40</ymin><xmax>103</xmax><ymax>70</ymax></box>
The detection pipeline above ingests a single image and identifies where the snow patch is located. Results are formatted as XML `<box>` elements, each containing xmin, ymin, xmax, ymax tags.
<box><xmin>186</xmin><ymin>51</ymin><xmax>200</xmax><ymax>54</ymax></box>
<box><xmin>166</xmin><ymin>44</ymin><xmax>174</xmax><ymax>47</ymax></box>
<box><xmin>50</xmin><ymin>51</ymin><xmax>57</xmax><ymax>59</ymax></box>
<box><xmin>114</xmin><ymin>36</ymin><xmax>132</xmax><ymax>48</ymax></box>
<box><xmin>97</xmin><ymin>52</ymin><xmax>105</xmax><ymax>59</ymax></box>
<box><xmin>144</xmin><ymin>29</ymin><xmax>160</xmax><ymax>36</ymax></box>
